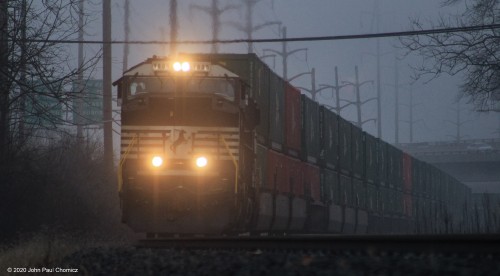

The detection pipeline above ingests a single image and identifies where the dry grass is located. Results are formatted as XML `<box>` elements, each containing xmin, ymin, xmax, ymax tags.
<box><xmin>0</xmin><ymin>233</ymin><xmax>79</xmax><ymax>269</ymax></box>
<box><xmin>0</xmin><ymin>230</ymin><xmax>127</xmax><ymax>271</ymax></box>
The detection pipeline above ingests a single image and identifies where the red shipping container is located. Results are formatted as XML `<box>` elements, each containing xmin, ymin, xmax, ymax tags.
<box><xmin>284</xmin><ymin>82</ymin><xmax>302</xmax><ymax>155</ymax></box>
<box><xmin>402</xmin><ymin>153</ymin><xmax>412</xmax><ymax>193</ymax></box>
<box><xmin>267</xmin><ymin>150</ymin><xmax>288</xmax><ymax>193</ymax></box>
<box><xmin>303</xmin><ymin>163</ymin><xmax>321</xmax><ymax>203</ymax></box>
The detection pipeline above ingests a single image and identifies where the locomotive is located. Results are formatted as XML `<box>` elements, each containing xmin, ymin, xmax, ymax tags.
<box><xmin>114</xmin><ymin>54</ymin><xmax>473</xmax><ymax>236</ymax></box>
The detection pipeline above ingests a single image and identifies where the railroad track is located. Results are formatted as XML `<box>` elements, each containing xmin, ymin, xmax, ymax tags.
<box><xmin>137</xmin><ymin>234</ymin><xmax>500</xmax><ymax>253</ymax></box>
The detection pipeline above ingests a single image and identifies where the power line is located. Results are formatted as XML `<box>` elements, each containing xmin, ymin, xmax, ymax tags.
<box><xmin>5</xmin><ymin>23</ymin><xmax>500</xmax><ymax>45</ymax></box>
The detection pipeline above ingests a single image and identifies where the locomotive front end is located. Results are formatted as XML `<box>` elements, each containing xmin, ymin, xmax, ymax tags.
<box><xmin>115</xmin><ymin>56</ymin><xmax>244</xmax><ymax>235</ymax></box>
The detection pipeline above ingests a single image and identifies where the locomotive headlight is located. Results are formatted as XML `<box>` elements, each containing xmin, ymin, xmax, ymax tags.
<box><xmin>181</xmin><ymin>62</ymin><xmax>190</xmax><ymax>72</ymax></box>
<box><xmin>151</xmin><ymin>156</ymin><xmax>163</xmax><ymax>167</ymax></box>
<box><xmin>195</xmin><ymin>156</ymin><xmax>208</xmax><ymax>168</ymax></box>
<box><xmin>172</xmin><ymin>61</ymin><xmax>190</xmax><ymax>72</ymax></box>
<box><xmin>172</xmin><ymin>62</ymin><xmax>182</xmax><ymax>72</ymax></box>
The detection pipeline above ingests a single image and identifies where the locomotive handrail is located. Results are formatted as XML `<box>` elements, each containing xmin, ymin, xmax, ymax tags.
<box><xmin>219</xmin><ymin>135</ymin><xmax>238</xmax><ymax>195</ymax></box>
<box><xmin>117</xmin><ymin>134</ymin><xmax>138</xmax><ymax>193</ymax></box>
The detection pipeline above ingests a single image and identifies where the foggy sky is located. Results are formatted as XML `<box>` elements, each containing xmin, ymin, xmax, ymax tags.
<box><xmin>81</xmin><ymin>0</ymin><xmax>499</xmax><ymax>144</ymax></box>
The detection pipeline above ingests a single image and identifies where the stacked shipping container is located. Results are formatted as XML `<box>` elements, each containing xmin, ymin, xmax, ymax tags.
<box><xmin>203</xmin><ymin>53</ymin><xmax>471</xmax><ymax>234</ymax></box>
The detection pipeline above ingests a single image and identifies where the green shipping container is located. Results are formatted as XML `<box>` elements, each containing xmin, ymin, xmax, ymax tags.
<box><xmin>321</xmin><ymin>169</ymin><xmax>339</xmax><ymax>204</ymax></box>
<box><xmin>340</xmin><ymin>174</ymin><xmax>353</xmax><ymax>207</ymax></box>
<box><xmin>353</xmin><ymin>178</ymin><xmax>366</xmax><ymax>209</ymax></box>
<box><xmin>319</xmin><ymin>107</ymin><xmax>339</xmax><ymax>170</ymax></box>
<box><xmin>207</xmin><ymin>54</ymin><xmax>270</xmax><ymax>144</ymax></box>
<box><xmin>364</xmin><ymin>132</ymin><xmax>378</xmax><ymax>183</ymax></box>
<box><xmin>338</xmin><ymin>116</ymin><xmax>352</xmax><ymax>174</ymax></box>
<box><xmin>351</xmin><ymin>125</ymin><xmax>364</xmax><ymax>178</ymax></box>
<box><xmin>301</xmin><ymin>95</ymin><xmax>320</xmax><ymax>164</ymax></box>
<box><xmin>377</xmin><ymin>139</ymin><xmax>388</xmax><ymax>186</ymax></box>
<box><xmin>387</xmin><ymin>146</ymin><xmax>403</xmax><ymax>190</ymax></box>
<box><xmin>366</xmin><ymin>183</ymin><xmax>378</xmax><ymax>212</ymax></box>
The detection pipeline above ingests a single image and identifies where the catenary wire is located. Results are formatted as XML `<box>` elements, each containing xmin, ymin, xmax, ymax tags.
<box><xmin>4</xmin><ymin>24</ymin><xmax>500</xmax><ymax>45</ymax></box>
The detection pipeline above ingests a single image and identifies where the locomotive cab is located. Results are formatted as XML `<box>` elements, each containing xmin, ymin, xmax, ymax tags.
<box><xmin>115</xmin><ymin>56</ymin><xmax>253</xmax><ymax>235</ymax></box>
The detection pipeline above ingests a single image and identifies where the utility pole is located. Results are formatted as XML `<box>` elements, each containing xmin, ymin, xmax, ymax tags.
<box><xmin>103</xmin><ymin>0</ymin><xmax>113</xmax><ymax>169</ymax></box>
<box><xmin>77</xmin><ymin>0</ymin><xmax>84</xmax><ymax>139</ymax></box>
<box><xmin>341</xmin><ymin>66</ymin><xmax>375</xmax><ymax>128</ymax></box>
<box><xmin>374</xmin><ymin>0</ymin><xmax>382</xmax><ymax>138</ymax></box>
<box><xmin>160</xmin><ymin>27</ymin><xmax>166</xmax><ymax>54</ymax></box>
<box><xmin>229</xmin><ymin>0</ymin><xmax>280</xmax><ymax>53</ymax></box>
<box><xmin>394</xmin><ymin>57</ymin><xmax>399</xmax><ymax>144</ymax></box>
<box><xmin>263</xmin><ymin>26</ymin><xmax>307</xmax><ymax>81</ymax></box>
<box><xmin>122</xmin><ymin>0</ymin><xmax>129</xmax><ymax>72</ymax></box>
<box><xmin>319</xmin><ymin>67</ymin><xmax>351</xmax><ymax>115</ymax></box>
<box><xmin>409</xmin><ymin>85</ymin><xmax>414</xmax><ymax>143</ymax></box>
<box><xmin>169</xmin><ymin>0</ymin><xmax>178</xmax><ymax>55</ymax></box>
<box><xmin>401</xmin><ymin>84</ymin><xmax>422</xmax><ymax>143</ymax></box>
<box><xmin>291</xmin><ymin>68</ymin><xmax>319</xmax><ymax>101</ymax></box>
<box><xmin>190</xmin><ymin>0</ymin><xmax>237</xmax><ymax>53</ymax></box>
<box><xmin>445</xmin><ymin>100</ymin><xmax>467</xmax><ymax>142</ymax></box>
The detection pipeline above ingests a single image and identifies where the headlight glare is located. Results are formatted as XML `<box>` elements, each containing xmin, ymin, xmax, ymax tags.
<box><xmin>181</xmin><ymin>62</ymin><xmax>190</xmax><ymax>72</ymax></box>
<box><xmin>172</xmin><ymin>62</ymin><xmax>182</xmax><ymax>72</ymax></box>
<box><xmin>195</xmin><ymin>156</ymin><xmax>208</xmax><ymax>168</ymax></box>
<box><xmin>151</xmin><ymin>156</ymin><xmax>163</xmax><ymax>167</ymax></box>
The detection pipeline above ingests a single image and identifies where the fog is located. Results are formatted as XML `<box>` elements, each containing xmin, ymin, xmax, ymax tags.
<box><xmin>78</xmin><ymin>0</ymin><xmax>499</xmax><ymax>144</ymax></box>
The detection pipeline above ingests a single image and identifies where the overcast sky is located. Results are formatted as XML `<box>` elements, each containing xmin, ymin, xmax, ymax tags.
<box><xmin>82</xmin><ymin>0</ymin><xmax>499</xmax><ymax>143</ymax></box>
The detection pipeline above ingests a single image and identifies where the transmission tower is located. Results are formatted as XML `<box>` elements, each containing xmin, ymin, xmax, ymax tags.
<box><xmin>122</xmin><ymin>0</ymin><xmax>130</xmax><ymax>72</ymax></box>
<box><xmin>190</xmin><ymin>0</ymin><xmax>238</xmax><ymax>53</ymax></box>
<box><xmin>169</xmin><ymin>0</ymin><xmax>178</xmax><ymax>55</ymax></box>
<box><xmin>263</xmin><ymin>26</ymin><xmax>307</xmax><ymax>81</ymax></box>
<box><xmin>228</xmin><ymin>0</ymin><xmax>280</xmax><ymax>53</ymax></box>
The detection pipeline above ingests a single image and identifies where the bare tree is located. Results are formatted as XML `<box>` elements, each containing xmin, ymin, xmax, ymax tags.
<box><xmin>0</xmin><ymin>0</ymin><xmax>98</xmax><ymax>171</ymax></box>
<box><xmin>400</xmin><ymin>0</ymin><xmax>500</xmax><ymax>112</ymax></box>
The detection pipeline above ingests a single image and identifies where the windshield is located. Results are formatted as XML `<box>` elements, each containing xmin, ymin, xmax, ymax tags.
<box><xmin>127</xmin><ymin>77</ymin><xmax>235</xmax><ymax>101</ymax></box>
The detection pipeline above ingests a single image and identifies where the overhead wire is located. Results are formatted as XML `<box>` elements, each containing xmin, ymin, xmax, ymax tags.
<box><xmin>5</xmin><ymin>23</ymin><xmax>500</xmax><ymax>45</ymax></box>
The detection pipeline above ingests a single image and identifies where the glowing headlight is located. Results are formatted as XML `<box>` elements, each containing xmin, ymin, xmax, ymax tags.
<box><xmin>172</xmin><ymin>62</ymin><xmax>182</xmax><ymax>72</ymax></box>
<box><xmin>195</xmin><ymin>156</ymin><xmax>208</xmax><ymax>168</ymax></box>
<box><xmin>172</xmin><ymin>61</ymin><xmax>190</xmax><ymax>72</ymax></box>
<box><xmin>151</xmin><ymin>156</ymin><xmax>163</xmax><ymax>167</ymax></box>
<box><xmin>181</xmin><ymin>62</ymin><xmax>190</xmax><ymax>72</ymax></box>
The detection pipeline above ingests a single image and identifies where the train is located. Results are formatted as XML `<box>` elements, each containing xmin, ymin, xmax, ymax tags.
<box><xmin>114</xmin><ymin>54</ymin><xmax>473</xmax><ymax>236</ymax></box>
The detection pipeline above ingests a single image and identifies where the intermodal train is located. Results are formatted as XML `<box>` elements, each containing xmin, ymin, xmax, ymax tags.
<box><xmin>114</xmin><ymin>54</ymin><xmax>473</xmax><ymax>236</ymax></box>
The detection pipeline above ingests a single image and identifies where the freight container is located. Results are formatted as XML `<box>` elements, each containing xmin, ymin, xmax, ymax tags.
<box><xmin>284</xmin><ymin>82</ymin><xmax>301</xmax><ymax>156</ymax></box>
<box><xmin>351</xmin><ymin>124</ymin><xmax>364</xmax><ymax>178</ymax></box>
<box><xmin>394</xmin><ymin>147</ymin><xmax>403</xmax><ymax>190</ymax></box>
<box><xmin>301</xmin><ymin>95</ymin><xmax>320</xmax><ymax>164</ymax></box>
<box><xmin>338</xmin><ymin>116</ymin><xmax>352</xmax><ymax>175</ymax></box>
<box><xmin>377</xmin><ymin>139</ymin><xmax>388</xmax><ymax>186</ymax></box>
<box><xmin>364</xmin><ymin>132</ymin><xmax>378</xmax><ymax>184</ymax></box>
<box><xmin>255</xmin><ymin>144</ymin><xmax>268</xmax><ymax>190</ymax></box>
<box><xmin>402</xmin><ymin>153</ymin><xmax>413</xmax><ymax>193</ymax></box>
<box><xmin>403</xmin><ymin>193</ymin><xmax>413</xmax><ymax>217</ymax></box>
<box><xmin>285</xmin><ymin>156</ymin><xmax>304</xmax><ymax>197</ymax></box>
<box><xmin>319</xmin><ymin>106</ymin><xmax>339</xmax><ymax>170</ymax></box>
<box><xmin>325</xmin><ymin>169</ymin><xmax>340</xmax><ymax>205</ymax></box>
<box><xmin>303</xmin><ymin>163</ymin><xmax>321</xmax><ymax>203</ymax></box>
<box><xmin>366</xmin><ymin>183</ymin><xmax>378</xmax><ymax>213</ymax></box>
<box><xmin>269</xmin><ymin>74</ymin><xmax>284</xmax><ymax>151</ymax></box>
<box><xmin>353</xmin><ymin>178</ymin><xmax>366</xmax><ymax>209</ymax></box>
<box><xmin>321</xmin><ymin>169</ymin><xmax>339</xmax><ymax>204</ymax></box>
<box><xmin>207</xmin><ymin>54</ymin><xmax>271</xmax><ymax>144</ymax></box>
<box><xmin>267</xmin><ymin>150</ymin><xmax>287</xmax><ymax>193</ymax></box>
<box><xmin>340</xmin><ymin>174</ymin><xmax>353</xmax><ymax>207</ymax></box>
<box><xmin>387</xmin><ymin>146</ymin><xmax>402</xmax><ymax>189</ymax></box>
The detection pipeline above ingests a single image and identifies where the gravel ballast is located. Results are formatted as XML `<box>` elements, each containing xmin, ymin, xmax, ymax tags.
<box><xmin>56</xmin><ymin>246</ymin><xmax>500</xmax><ymax>275</ymax></box>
